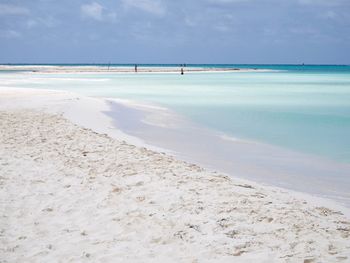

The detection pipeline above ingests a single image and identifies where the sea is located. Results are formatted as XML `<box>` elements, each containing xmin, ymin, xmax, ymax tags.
<box><xmin>1</xmin><ymin>64</ymin><xmax>350</xmax><ymax>206</ymax></box>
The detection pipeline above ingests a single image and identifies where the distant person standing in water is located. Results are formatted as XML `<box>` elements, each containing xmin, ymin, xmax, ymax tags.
<box><xmin>134</xmin><ymin>64</ymin><xmax>138</xmax><ymax>73</ymax></box>
<box><xmin>181</xmin><ymin>67</ymin><xmax>184</xmax><ymax>75</ymax></box>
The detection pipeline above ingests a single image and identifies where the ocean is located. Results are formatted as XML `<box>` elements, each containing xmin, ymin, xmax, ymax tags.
<box><xmin>1</xmin><ymin>64</ymin><xmax>350</xmax><ymax>205</ymax></box>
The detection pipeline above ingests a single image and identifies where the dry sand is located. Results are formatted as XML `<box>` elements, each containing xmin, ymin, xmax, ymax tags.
<box><xmin>0</xmin><ymin>65</ymin><xmax>266</xmax><ymax>74</ymax></box>
<box><xmin>0</xmin><ymin>88</ymin><xmax>350</xmax><ymax>262</ymax></box>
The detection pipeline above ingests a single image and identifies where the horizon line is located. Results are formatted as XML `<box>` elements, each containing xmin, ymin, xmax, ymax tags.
<box><xmin>1</xmin><ymin>63</ymin><xmax>350</xmax><ymax>66</ymax></box>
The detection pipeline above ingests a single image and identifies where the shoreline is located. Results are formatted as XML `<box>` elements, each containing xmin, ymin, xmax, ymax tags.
<box><xmin>0</xmin><ymin>86</ymin><xmax>350</xmax><ymax>218</ymax></box>
<box><xmin>105</xmin><ymin>98</ymin><xmax>350</xmax><ymax>210</ymax></box>
<box><xmin>2</xmin><ymin>109</ymin><xmax>350</xmax><ymax>262</ymax></box>
<box><xmin>1</xmin><ymin>87</ymin><xmax>350</xmax><ymax>261</ymax></box>
<box><xmin>0</xmin><ymin>65</ymin><xmax>272</xmax><ymax>74</ymax></box>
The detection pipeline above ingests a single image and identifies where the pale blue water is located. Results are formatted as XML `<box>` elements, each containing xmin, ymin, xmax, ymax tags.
<box><xmin>3</xmin><ymin>65</ymin><xmax>349</xmax><ymax>162</ymax></box>
<box><xmin>1</xmin><ymin>64</ymin><xmax>350</xmax><ymax>205</ymax></box>
<box><xmin>4</xmin><ymin>63</ymin><xmax>350</xmax><ymax>72</ymax></box>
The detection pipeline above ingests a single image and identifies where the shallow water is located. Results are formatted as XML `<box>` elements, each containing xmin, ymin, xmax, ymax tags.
<box><xmin>2</xmin><ymin>67</ymin><xmax>350</xmax><ymax>162</ymax></box>
<box><xmin>1</xmin><ymin>65</ymin><xmax>350</xmax><ymax>206</ymax></box>
<box><xmin>105</xmin><ymin>100</ymin><xmax>350</xmax><ymax>206</ymax></box>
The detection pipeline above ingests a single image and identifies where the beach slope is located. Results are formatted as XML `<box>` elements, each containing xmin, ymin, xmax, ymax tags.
<box><xmin>1</xmin><ymin>109</ymin><xmax>350</xmax><ymax>262</ymax></box>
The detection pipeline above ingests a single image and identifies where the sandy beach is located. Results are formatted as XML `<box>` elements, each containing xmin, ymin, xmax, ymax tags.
<box><xmin>1</xmin><ymin>87</ymin><xmax>350</xmax><ymax>262</ymax></box>
<box><xmin>1</xmin><ymin>0</ymin><xmax>350</xmax><ymax>260</ymax></box>
<box><xmin>0</xmin><ymin>65</ymin><xmax>267</xmax><ymax>74</ymax></box>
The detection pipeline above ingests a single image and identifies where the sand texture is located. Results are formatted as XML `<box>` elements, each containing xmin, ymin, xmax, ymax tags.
<box><xmin>1</xmin><ymin>110</ymin><xmax>350</xmax><ymax>262</ymax></box>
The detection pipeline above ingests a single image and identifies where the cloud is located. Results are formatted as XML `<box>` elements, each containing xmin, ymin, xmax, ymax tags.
<box><xmin>26</xmin><ymin>16</ymin><xmax>60</xmax><ymax>29</ymax></box>
<box><xmin>323</xmin><ymin>10</ymin><xmax>337</xmax><ymax>20</ymax></box>
<box><xmin>298</xmin><ymin>0</ymin><xmax>350</xmax><ymax>5</ymax></box>
<box><xmin>81</xmin><ymin>2</ymin><xmax>104</xmax><ymax>21</ymax></box>
<box><xmin>207</xmin><ymin>0</ymin><xmax>250</xmax><ymax>3</ymax></box>
<box><xmin>0</xmin><ymin>29</ymin><xmax>21</xmax><ymax>39</ymax></box>
<box><xmin>205</xmin><ymin>0</ymin><xmax>255</xmax><ymax>6</ymax></box>
<box><xmin>122</xmin><ymin>0</ymin><xmax>166</xmax><ymax>16</ymax></box>
<box><xmin>206</xmin><ymin>0</ymin><xmax>350</xmax><ymax>6</ymax></box>
<box><xmin>0</xmin><ymin>4</ymin><xmax>30</xmax><ymax>16</ymax></box>
<box><xmin>184</xmin><ymin>17</ymin><xmax>198</xmax><ymax>27</ymax></box>
<box><xmin>81</xmin><ymin>2</ymin><xmax>117</xmax><ymax>22</ymax></box>
<box><xmin>213</xmin><ymin>24</ymin><xmax>231</xmax><ymax>32</ymax></box>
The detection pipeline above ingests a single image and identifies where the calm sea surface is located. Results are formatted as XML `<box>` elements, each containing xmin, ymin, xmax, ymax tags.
<box><xmin>3</xmin><ymin>64</ymin><xmax>349</xmax><ymax>161</ymax></box>
<box><xmin>1</xmin><ymin>64</ymin><xmax>350</xmax><ymax>205</ymax></box>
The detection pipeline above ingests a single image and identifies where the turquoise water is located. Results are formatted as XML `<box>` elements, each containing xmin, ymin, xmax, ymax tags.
<box><xmin>4</xmin><ymin>63</ymin><xmax>350</xmax><ymax>72</ymax></box>
<box><xmin>1</xmin><ymin>65</ymin><xmax>350</xmax><ymax>162</ymax></box>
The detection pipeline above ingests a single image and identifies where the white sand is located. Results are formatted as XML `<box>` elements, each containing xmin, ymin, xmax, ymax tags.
<box><xmin>1</xmin><ymin>88</ymin><xmax>350</xmax><ymax>262</ymax></box>
<box><xmin>0</xmin><ymin>65</ymin><xmax>269</xmax><ymax>74</ymax></box>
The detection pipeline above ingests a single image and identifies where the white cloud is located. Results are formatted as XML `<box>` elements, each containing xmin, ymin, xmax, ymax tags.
<box><xmin>207</xmin><ymin>0</ymin><xmax>350</xmax><ymax>5</ymax></box>
<box><xmin>213</xmin><ymin>24</ymin><xmax>230</xmax><ymax>32</ymax></box>
<box><xmin>324</xmin><ymin>10</ymin><xmax>337</xmax><ymax>19</ymax></box>
<box><xmin>207</xmin><ymin>0</ymin><xmax>250</xmax><ymax>3</ymax></box>
<box><xmin>26</xmin><ymin>19</ymin><xmax>38</xmax><ymax>29</ymax></box>
<box><xmin>26</xmin><ymin>16</ymin><xmax>60</xmax><ymax>29</ymax></box>
<box><xmin>81</xmin><ymin>2</ymin><xmax>117</xmax><ymax>22</ymax></box>
<box><xmin>0</xmin><ymin>29</ymin><xmax>21</xmax><ymax>39</ymax></box>
<box><xmin>122</xmin><ymin>0</ymin><xmax>166</xmax><ymax>16</ymax></box>
<box><xmin>184</xmin><ymin>17</ymin><xmax>198</xmax><ymax>27</ymax></box>
<box><xmin>298</xmin><ymin>0</ymin><xmax>350</xmax><ymax>6</ymax></box>
<box><xmin>0</xmin><ymin>4</ymin><xmax>29</xmax><ymax>16</ymax></box>
<box><xmin>81</xmin><ymin>2</ymin><xmax>104</xmax><ymax>21</ymax></box>
<box><xmin>106</xmin><ymin>11</ymin><xmax>117</xmax><ymax>21</ymax></box>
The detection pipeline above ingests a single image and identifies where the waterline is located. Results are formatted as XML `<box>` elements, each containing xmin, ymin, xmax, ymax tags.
<box><xmin>1</xmin><ymin>65</ymin><xmax>350</xmax><ymax>205</ymax></box>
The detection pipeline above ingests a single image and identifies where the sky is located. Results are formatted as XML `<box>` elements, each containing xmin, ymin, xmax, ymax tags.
<box><xmin>0</xmin><ymin>0</ymin><xmax>350</xmax><ymax>64</ymax></box>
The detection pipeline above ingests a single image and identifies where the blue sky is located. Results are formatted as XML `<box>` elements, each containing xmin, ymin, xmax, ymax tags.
<box><xmin>0</xmin><ymin>0</ymin><xmax>349</xmax><ymax>64</ymax></box>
